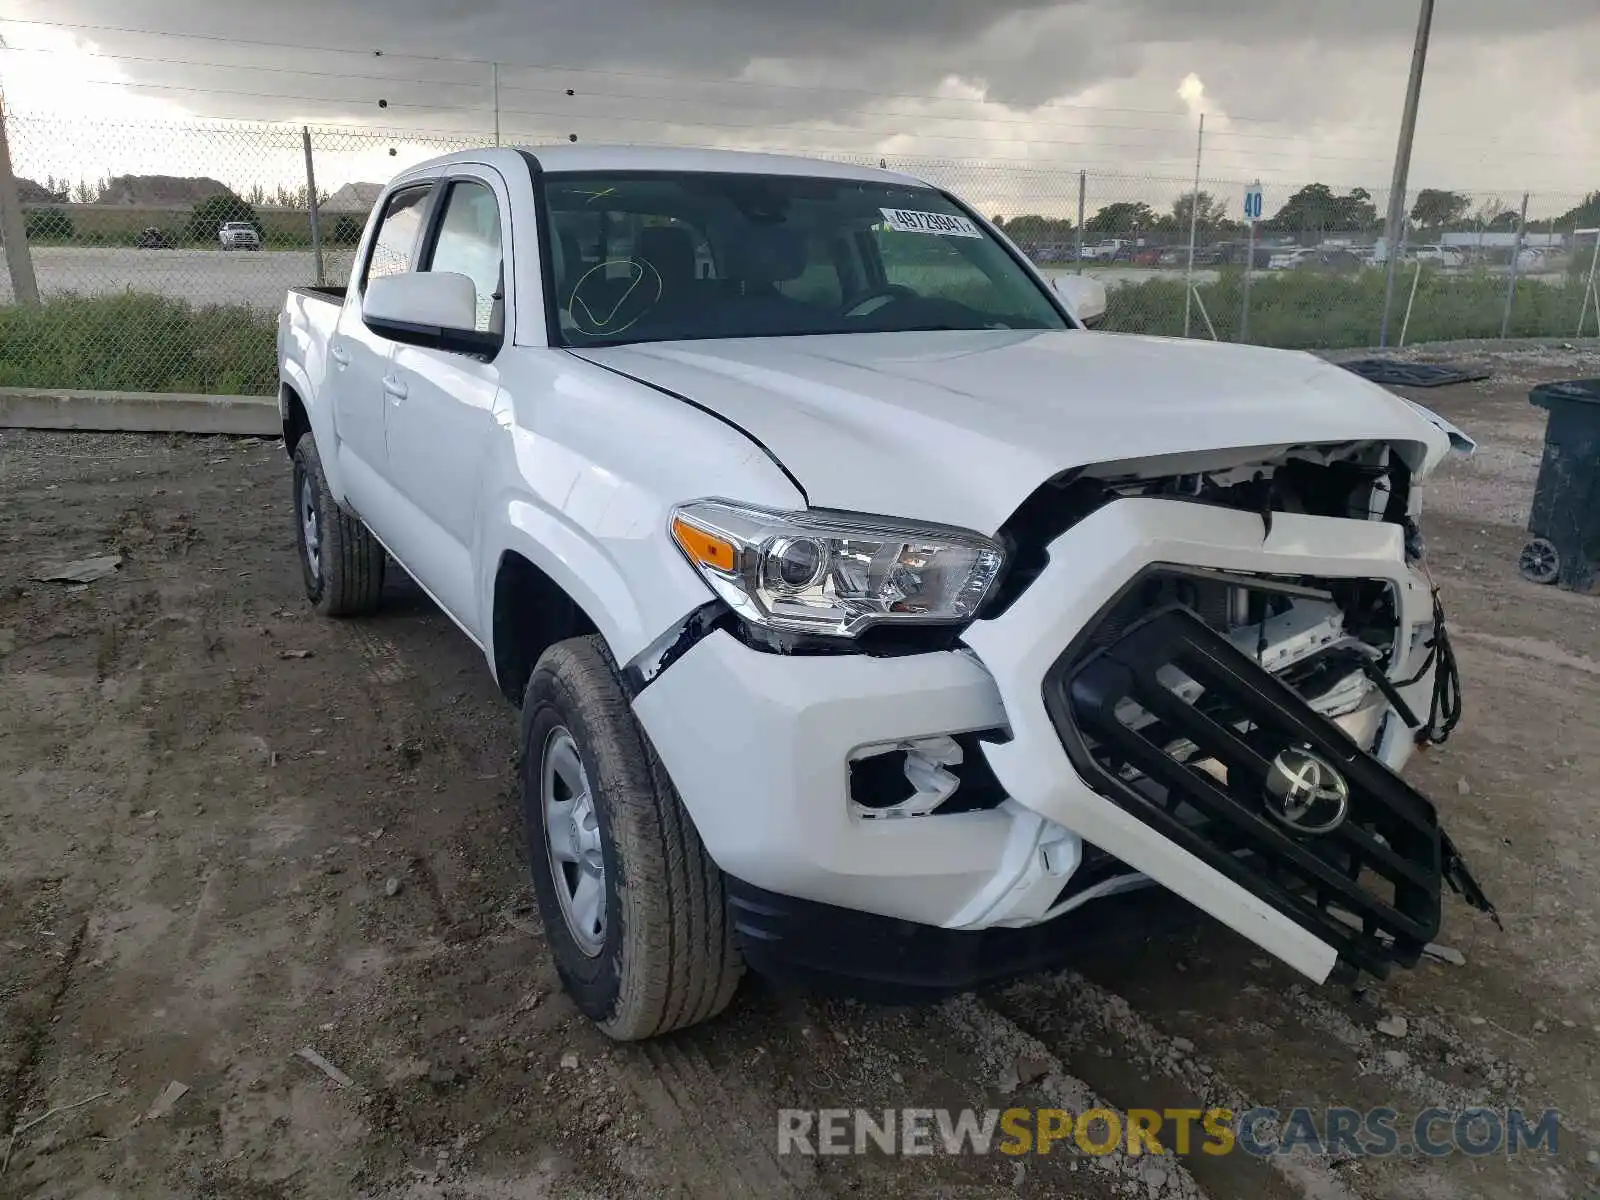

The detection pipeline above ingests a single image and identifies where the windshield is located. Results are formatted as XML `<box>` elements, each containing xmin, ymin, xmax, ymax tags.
<box><xmin>540</xmin><ymin>171</ymin><xmax>1069</xmax><ymax>346</ymax></box>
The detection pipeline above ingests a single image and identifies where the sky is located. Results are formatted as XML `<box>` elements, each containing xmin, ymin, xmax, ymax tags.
<box><xmin>1</xmin><ymin>1</ymin><xmax>1597</xmax><ymax>221</ymax></box>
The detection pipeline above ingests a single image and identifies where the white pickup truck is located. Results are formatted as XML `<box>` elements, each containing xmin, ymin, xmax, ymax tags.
<box><xmin>218</xmin><ymin>220</ymin><xmax>262</xmax><ymax>251</ymax></box>
<box><xmin>277</xmin><ymin>146</ymin><xmax>1494</xmax><ymax>1040</ymax></box>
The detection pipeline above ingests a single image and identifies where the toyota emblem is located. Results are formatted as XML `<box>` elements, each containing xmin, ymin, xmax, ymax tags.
<box><xmin>1264</xmin><ymin>747</ymin><xmax>1350</xmax><ymax>834</ymax></box>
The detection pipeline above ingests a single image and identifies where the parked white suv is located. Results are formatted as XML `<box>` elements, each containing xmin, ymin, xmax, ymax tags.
<box><xmin>218</xmin><ymin>221</ymin><xmax>261</xmax><ymax>250</ymax></box>
<box><xmin>276</xmin><ymin>146</ymin><xmax>1494</xmax><ymax>1040</ymax></box>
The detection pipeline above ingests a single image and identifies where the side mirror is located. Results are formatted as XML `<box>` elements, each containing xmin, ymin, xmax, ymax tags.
<box><xmin>1053</xmin><ymin>275</ymin><xmax>1108</xmax><ymax>329</ymax></box>
<box><xmin>363</xmin><ymin>272</ymin><xmax>493</xmax><ymax>352</ymax></box>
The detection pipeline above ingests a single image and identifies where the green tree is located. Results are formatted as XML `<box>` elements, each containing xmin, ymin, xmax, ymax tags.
<box><xmin>25</xmin><ymin>207</ymin><xmax>75</xmax><ymax>241</ymax></box>
<box><xmin>1267</xmin><ymin>184</ymin><xmax>1378</xmax><ymax>234</ymax></box>
<box><xmin>187</xmin><ymin>193</ymin><xmax>260</xmax><ymax>243</ymax></box>
<box><xmin>1165</xmin><ymin>190</ymin><xmax>1228</xmax><ymax>234</ymax></box>
<box><xmin>1086</xmin><ymin>201</ymin><xmax>1157</xmax><ymax>234</ymax></box>
<box><xmin>1409</xmin><ymin>189</ymin><xmax>1471</xmax><ymax>231</ymax></box>
<box><xmin>1552</xmin><ymin>191</ymin><xmax>1600</xmax><ymax>229</ymax></box>
<box><xmin>998</xmin><ymin>213</ymin><xmax>1077</xmax><ymax>252</ymax></box>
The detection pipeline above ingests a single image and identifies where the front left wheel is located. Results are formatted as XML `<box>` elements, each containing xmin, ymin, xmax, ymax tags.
<box><xmin>519</xmin><ymin>635</ymin><xmax>742</xmax><ymax>1040</ymax></box>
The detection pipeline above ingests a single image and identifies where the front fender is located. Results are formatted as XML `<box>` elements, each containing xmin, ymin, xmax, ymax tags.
<box><xmin>475</xmin><ymin>366</ymin><xmax>805</xmax><ymax>668</ymax></box>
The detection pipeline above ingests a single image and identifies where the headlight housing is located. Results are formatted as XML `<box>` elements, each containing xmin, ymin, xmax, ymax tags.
<box><xmin>669</xmin><ymin>500</ymin><xmax>1005</xmax><ymax>638</ymax></box>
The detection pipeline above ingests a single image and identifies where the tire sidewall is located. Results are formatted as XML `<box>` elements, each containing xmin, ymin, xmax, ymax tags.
<box><xmin>520</xmin><ymin>671</ymin><xmax>627</xmax><ymax>1018</ymax></box>
<box><xmin>291</xmin><ymin>444</ymin><xmax>328</xmax><ymax>607</ymax></box>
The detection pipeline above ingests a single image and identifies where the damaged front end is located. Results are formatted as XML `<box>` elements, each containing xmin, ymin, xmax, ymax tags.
<box><xmin>964</xmin><ymin>439</ymin><xmax>1496</xmax><ymax>983</ymax></box>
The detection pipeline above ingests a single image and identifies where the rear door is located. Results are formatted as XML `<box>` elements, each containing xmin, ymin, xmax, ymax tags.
<box><xmin>329</xmin><ymin>182</ymin><xmax>436</xmax><ymax>517</ymax></box>
<box><xmin>380</xmin><ymin>168</ymin><xmax>510</xmax><ymax>637</ymax></box>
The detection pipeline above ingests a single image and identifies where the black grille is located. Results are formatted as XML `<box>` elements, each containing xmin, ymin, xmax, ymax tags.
<box><xmin>1044</xmin><ymin>605</ymin><xmax>1447</xmax><ymax>976</ymax></box>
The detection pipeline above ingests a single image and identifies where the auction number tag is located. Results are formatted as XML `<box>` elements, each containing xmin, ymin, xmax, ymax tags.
<box><xmin>879</xmin><ymin>208</ymin><xmax>983</xmax><ymax>238</ymax></box>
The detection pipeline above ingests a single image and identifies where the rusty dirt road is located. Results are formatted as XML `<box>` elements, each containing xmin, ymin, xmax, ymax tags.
<box><xmin>3</xmin><ymin>345</ymin><xmax>1600</xmax><ymax>1200</ymax></box>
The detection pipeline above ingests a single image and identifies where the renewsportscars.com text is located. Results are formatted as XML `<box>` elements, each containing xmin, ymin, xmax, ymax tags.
<box><xmin>777</xmin><ymin>1106</ymin><xmax>1560</xmax><ymax>1159</ymax></box>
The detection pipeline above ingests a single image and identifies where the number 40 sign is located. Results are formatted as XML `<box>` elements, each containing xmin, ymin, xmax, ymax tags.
<box><xmin>1243</xmin><ymin>181</ymin><xmax>1264</xmax><ymax>224</ymax></box>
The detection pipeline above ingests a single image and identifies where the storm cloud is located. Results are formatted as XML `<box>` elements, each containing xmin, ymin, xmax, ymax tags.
<box><xmin>2</xmin><ymin>0</ymin><xmax>1597</xmax><ymax>207</ymax></box>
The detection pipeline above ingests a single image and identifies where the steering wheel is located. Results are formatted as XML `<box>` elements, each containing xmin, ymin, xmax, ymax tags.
<box><xmin>840</xmin><ymin>284</ymin><xmax>918</xmax><ymax>318</ymax></box>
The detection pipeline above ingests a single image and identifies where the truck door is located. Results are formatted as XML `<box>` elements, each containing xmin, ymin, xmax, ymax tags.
<box><xmin>380</xmin><ymin>170</ymin><xmax>509</xmax><ymax>637</ymax></box>
<box><xmin>330</xmin><ymin>183</ymin><xmax>435</xmax><ymax>517</ymax></box>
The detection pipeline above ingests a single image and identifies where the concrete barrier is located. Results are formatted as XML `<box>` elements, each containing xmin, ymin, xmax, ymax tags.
<box><xmin>0</xmin><ymin>388</ymin><xmax>279</xmax><ymax>437</ymax></box>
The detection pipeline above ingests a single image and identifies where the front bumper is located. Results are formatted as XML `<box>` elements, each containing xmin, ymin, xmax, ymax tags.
<box><xmin>632</xmin><ymin>496</ymin><xmax>1483</xmax><ymax>985</ymax></box>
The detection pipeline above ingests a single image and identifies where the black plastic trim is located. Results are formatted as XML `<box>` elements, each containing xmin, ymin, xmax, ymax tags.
<box><xmin>620</xmin><ymin>600</ymin><xmax>735</xmax><ymax>696</ymax></box>
<box><xmin>725</xmin><ymin>876</ymin><xmax>1192</xmax><ymax>1003</ymax></box>
<box><xmin>1044</xmin><ymin>604</ymin><xmax>1453</xmax><ymax>977</ymax></box>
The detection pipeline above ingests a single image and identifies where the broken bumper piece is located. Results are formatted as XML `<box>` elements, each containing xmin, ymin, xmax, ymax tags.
<box><xmin>1051</xmin><ymin>605</ymin><xmax>1496</xmax><ymax>977</ymax></box>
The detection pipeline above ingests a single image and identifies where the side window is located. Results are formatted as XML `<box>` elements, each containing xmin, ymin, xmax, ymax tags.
<box><xmin>425</xmin><ymin>180</ymin><xmax>505</xmax><ymax>335</ymax></box>
<box><xmin>364</xmin><ymin>186</ymin><xmax>432</xmax><ymax>288</ymax></box>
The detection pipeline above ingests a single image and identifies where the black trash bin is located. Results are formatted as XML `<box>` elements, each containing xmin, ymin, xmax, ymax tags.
<box><xmin>1520</xmin><ymin>379</ymin><xmax>1600</xmax><ymax>590</ymax></box>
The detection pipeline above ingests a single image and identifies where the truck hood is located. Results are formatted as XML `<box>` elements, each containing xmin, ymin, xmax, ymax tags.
<box><xmin>574</xmin><ymin>330</ymin><xmax>1451</xmax><ymax>533</ymax></box>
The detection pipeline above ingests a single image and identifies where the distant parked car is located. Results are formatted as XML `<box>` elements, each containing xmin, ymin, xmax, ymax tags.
<box><xmin>135</xmin><ymin>226</ymin><xmax>171</xmax><ymax>249</ymax></box>
<box><xmin>218</xmin><ymin>221</ymin><xmax>262</xmax><ymax>251</ymax></box>
<box><xmin>1268</xmin><ymin>247</ymin><xmax>1316</xmax><ymax>271</ymax></box>
<box><xmin>1408</xmin><ymin>245</ymin><xmax>1465</xmax><ymax>268</ymax></box>
<box><xmin>1080</xmin><ymin>239</ymin><xmax>1129</xmax><ymax>262</ymax></box>
<box><xmin>1293</xmin><ymin>249</ymin><xmax>1365</xmax><ymax>274</ymax></box>
<box><xmin>1155</xmin><ymin>247</ymin><xmax>1185</xmax><ymax>267</ymax></box>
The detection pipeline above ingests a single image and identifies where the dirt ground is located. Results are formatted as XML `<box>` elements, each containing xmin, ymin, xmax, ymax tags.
<box><xmin>4</xmin><ymin>344</ymin><xmax>1600</xmax><ymax>1200</ymax></box>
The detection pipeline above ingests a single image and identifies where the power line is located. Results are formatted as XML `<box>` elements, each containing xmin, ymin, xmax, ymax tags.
<box><xmin>0</xmin><ymin>43</ymin><xmax>491</xmax><ymax>89</ymax></box>
<box><xmin>0</xmin><ymin>13</ymin><xmax>1541</xmax><ymax>143</ymax></box>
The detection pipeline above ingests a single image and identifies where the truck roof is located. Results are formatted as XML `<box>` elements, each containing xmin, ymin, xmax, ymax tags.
<box><xmin>395</xmin><ymin>144</ymin><xmax>927</xmax><ymax>188</ymax></box>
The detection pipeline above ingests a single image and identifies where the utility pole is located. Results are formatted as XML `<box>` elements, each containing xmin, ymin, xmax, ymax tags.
<box><xmin>492</xmin><ymin>62</ymin><xmax>501</xmax><ymax>146</ymax></box>
<box><xmin>1379</xmin><ymin>0</ymin><xmax>1435</xmax><ymax>347</ymax></box>
<box><xmin>0</xmin><ymin>89</ymin><xmax>40</xmax><ymax>307</ymax></box>
<box><xmin>1183</xmin><ymin>113</ymin><xmax>1204</xmax><ymax>338</ymax></box>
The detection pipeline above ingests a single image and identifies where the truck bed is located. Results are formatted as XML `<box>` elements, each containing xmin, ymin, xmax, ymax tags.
<box><xmin>289</xmin><ymin>285</ymin><xmax>347</xmax><ymax>304</ymax></box>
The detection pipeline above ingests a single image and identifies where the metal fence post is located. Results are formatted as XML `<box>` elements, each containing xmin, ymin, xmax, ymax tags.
<box><xmin>1240</xmin><ymin>219</ymin><xmax>1256</xmax><ymax>342</ymax></box>
<box><xmin>1182</xmin><ymin>113</ymin><xmax>1204</xmax><ymax>338</ymax></box>
<box><xmin>1579</xmin><ymin>229</ymin><xmax>1600</xmax><ymax>338</ymax></box>
<box><xmin>302</xmin><ymin>126</ymin><xmax>325</xmax><ymax>288</ymax></box>
<box><xmin>1500</xmin><ymin>191</ymin><xmax>1529</xmax><ymax>339</ymax></box>
<box><xmin>1075</xmin><ymin>170</ymin><xmax>1086</xmax><ymax>275</ymax></box>
<box><xmin>0</xmin><ymin>93</ymin><xmax>41</xmax><ymax>307</ymax></box>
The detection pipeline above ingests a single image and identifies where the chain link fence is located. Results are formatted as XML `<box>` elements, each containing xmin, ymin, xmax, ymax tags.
<box><xmin>2</xmin><ymin>111</ymin><xmax>1598</xmax><ymax>395</ymax></box>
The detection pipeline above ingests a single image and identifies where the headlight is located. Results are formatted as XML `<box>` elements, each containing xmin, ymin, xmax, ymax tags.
<box><xmin>669</xmin><ymin>500</ymin><xmax>1005</xmax><ymax>638</ymax></box>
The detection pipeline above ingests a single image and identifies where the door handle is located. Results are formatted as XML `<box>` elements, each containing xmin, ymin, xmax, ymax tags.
<box><xmin>383</xmin><ymin>376</ymin><xmax>408</xmax><ymax>402</ymax></box>
<box><xmin>328</xmin><ymin>344</ymin><xmax>351</xmax><ymax>368</ymax></box>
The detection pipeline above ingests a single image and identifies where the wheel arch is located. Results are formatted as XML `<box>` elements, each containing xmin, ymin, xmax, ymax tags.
<box><xmin>491</xmin><ymin>548</ymin><xmax>604</xmax><ymax>706</ymax></box>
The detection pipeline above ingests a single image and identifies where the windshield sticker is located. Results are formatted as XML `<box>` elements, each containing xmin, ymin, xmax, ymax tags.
<box><xmin>879</xmin><ymin>208</ymin><xmax>983</xmax><ymax>238</ymax></box>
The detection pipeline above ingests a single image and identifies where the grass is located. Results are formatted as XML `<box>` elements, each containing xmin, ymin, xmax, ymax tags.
<box><xmin>1102</xmin><ymin>267</ymin><xmax>1596</xmax><ymax>348</ymax></box>
<box><xmin>0</xmin><ymin>273</ymin><xmax>1593</xmax><ymax>399</ymax></box>
<box><xmin>0</xmin><ymin>293</ymin><xmax>277</xmax><ymax>395</ymax></box>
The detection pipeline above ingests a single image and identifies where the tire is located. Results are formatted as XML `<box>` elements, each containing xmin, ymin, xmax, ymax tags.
<box><xmin>291</xmin><ymin>435</ymin><xmax>385</xmax><ymax>616</ymax></box>
<box><xmin>1518</xmin><ymin>537</ymin><xmax>1561</xmax><ymax>585</ymax></box>
<box><xmin>519</xmin><ymin>635</ymin><xmax>742</xmax><ymax>1040</ymax></box>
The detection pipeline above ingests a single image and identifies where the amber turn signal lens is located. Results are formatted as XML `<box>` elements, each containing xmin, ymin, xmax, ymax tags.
<box><xmin>671</xmin><ymin>516</ymin><xmax>736</xmax><ymax>572</ymax></box>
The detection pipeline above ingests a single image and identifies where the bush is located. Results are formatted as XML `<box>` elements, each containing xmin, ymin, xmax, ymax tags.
<box><xmin>0</xmin><ymin>293</ymin><xmax>276</xmax><ymax>395</ymax></box>
<box><xmin>187</xmin><ymin>193</ymin><xmax>260</xmax><ymax>244</ymax></box>
<box><xmin>25</xmin><ymin>207</ymin><xmax>74</xmax><ymax>241</ymax></box>
<box><xmin>328</xmin><ymin>214</ymin><xmax>363</xmax><ymax>245</ymax></box>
